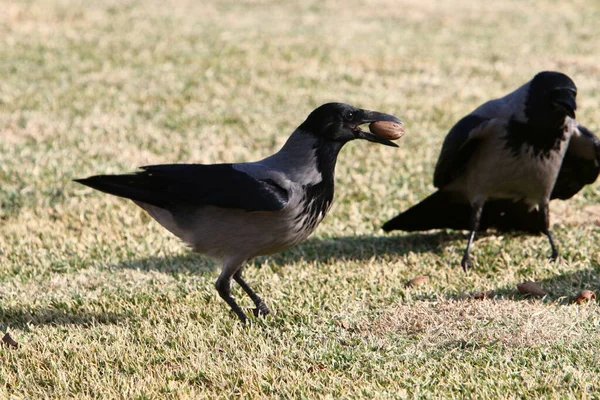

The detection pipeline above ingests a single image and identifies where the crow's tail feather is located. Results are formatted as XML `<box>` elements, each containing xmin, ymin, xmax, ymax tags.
<box><xmin>382</xmin><ymin>191</ymin><xmax>545</xmax><ymax>234</ymax></box>
<box><xmin>74</xmin><ymin>174</ymin><xmax>170</xmax><ymax>208</ymax></box>
<box><xmin>382</xmin><ymin>191</ymin><xmax>472</xmax><ymax>232</ymax></box>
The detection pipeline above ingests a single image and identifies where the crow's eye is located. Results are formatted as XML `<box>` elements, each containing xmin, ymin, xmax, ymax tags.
<box><xmin>344</xmin><ymin>111</ymin><xmax>355</xmax><ymax>121</ymax></box>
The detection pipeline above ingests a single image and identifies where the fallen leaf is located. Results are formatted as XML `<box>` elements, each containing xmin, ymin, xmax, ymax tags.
<box><xmin>2</xmin><ymin>333</ymin><xmax>19</xmax><ymax>348</ymax></box>
<box><xmin>405</xmin><ymin>276</ymin><xmax>429</xmax><ymax>287</ymax></box>
<box><xmin>517</xmin><ymin>281</ymin><xmax>546</xmax><ymax>297</ymax></box>
<box><xmin>575</xmin><ymin>290</ymin><xmax>596</xmax><ymax>305</ymax></box>
<box><xmin>473</xmin><ymin>290</ymin><xmax>494</xmax><ymax>300</ymax></box>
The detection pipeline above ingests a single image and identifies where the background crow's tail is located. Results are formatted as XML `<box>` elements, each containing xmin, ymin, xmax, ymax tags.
<box><xmin>382</xmin><ymin>191</ymin><xmax>472</xmax><ymax>232</ymax></box>
<box><xmin>382</xmin><ymin>191</ymin><xmax>545</xmax><ymax>233</ymax></box>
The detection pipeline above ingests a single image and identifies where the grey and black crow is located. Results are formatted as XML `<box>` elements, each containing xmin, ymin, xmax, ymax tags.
<box><xmin>76</xmin><ymin>103</ymin><xmax>403</xmax><ymax>323</ymax></box>
<box><xmin>382</xmin><ymin>71</ymin><xmax>599</xmax><ymax>271</ymax></box>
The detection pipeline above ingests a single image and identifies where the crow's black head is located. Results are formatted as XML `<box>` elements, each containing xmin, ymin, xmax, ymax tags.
<box><xmin>526</xmin><ymin>71</ymin><xmax>577</xmax><ymax>125</ymax></box>
<box><xmin>298</xmin><ymin>102</ymin><xmax>401</xmax><ymax>147</ymax></box>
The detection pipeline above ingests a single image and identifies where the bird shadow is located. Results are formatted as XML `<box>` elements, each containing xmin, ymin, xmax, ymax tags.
<box><xmin>258</xmin><ymin>231</ymin><xmax>463</xmax><ymax>268</ymax></box>
<box><xmin>0</xmin><ymin>305</ymin><xmax>126</xmax><ymax>331</ymax></box>
<box><xmin>111</xmin><ymin>231</ymin><xmax>466</xmax><ymax>275</ymax></box>
<box><xmin>111</xmin><ymin>229</ymin><xmax>538</xmax><ymax>274</ymax></box>
<box><xmin>3</xmin><ymin>234</ymin><xmax>594</xmax><ymax>331</ymax></box>
<box><xmin>0</xmin><ymin>232</ymin><xmax>462</xmax><ymax>330</ymax></box>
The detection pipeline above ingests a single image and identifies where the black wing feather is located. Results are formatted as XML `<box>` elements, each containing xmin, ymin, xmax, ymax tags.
<box><xmin>551</xmin><ymin>125</ymin><xmax>600</xmax><ymax>200</ymax></box>
<box><xmin>433</xmin><ymin>115</ymin><xmax>489</xmax><ymax>188</ymax></box>
<box><xmin>75</xmin><ymin>163</ymin><xmax>289</xmax><ymax>212</ymax></box>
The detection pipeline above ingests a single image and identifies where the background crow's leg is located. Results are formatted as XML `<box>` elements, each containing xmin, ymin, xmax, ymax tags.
<box><xmin>540</xmin><ymin>202</ymin><xmax>559</xmax><ymax>261</ymax></box>
<box><xmin>461</xmin><ymin>201</ymin><xmax>484</xmax><ymax>272</ymax></box>
<box><xmin>216</xmin><ymin>259</ymin><xmax>248</xmax><ymax>323</ymax></box>
<box><xmin>234</xmin><ymin>269</ymin><xmax>271</xmax><ymax>317</ymax></box>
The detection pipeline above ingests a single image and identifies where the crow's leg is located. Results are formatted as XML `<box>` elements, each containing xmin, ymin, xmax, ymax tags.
<box><xmin>540</xmin><ymin>202</ymin><xmax>559</xmax><ymax>261</ymax></box>
<box><xmin>215</xmin><ymin>259</ymin><xmax>248</xmax><ymax>324</ymax></box>
<box><xmin>234</xmin><ymin>269</ymin><xmax>270</xmax><ymax>317</ymax></box>
<box><xmin>461</xmin><ymin>201</ymin><xmax>484</xmax><ymax>272</ymax></box>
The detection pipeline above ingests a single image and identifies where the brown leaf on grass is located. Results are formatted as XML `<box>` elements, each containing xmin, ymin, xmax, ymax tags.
<box><xmin>517</xmin><ymin>281</ymin><xmax>546</xmax><ymax>297</ymax></box>
<box><xmin>405</xmin><ymin>276</ymin><xmax>429</xmax><ymax>288</ymax></box>
<box><xmin>337</xmin><ymin>320</ymin><xmax>352</xmax><ymax>330</ymax></box>
<box><xmin>307</xmin><ymin>364</ymin><xmax>326</xmax><ymax>373</ymax></box>
<box><xmin>473</xmin><ymin>290</ymin><xmax>494</xmax><ymax>300</ymax></box>
<box><xmin>2</xmin><ymin>333</ymin><xmax>19</xmax><ymax>348</ymax></box>
<box><xmin>575</xmin><ymin>290</ymin><xmax>596</xmax><ymax>304</ymax></box>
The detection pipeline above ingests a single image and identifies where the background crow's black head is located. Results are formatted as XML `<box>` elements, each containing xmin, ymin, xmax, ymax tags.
<box><xmin>526</xmin><ymin>71</ymin><xmax>577</xmax><ymax>125</ymax></box>
<box><xmin>298</xmin><ymin>102</ymin><xmax>400</xmax><ymax>147</ymax></box>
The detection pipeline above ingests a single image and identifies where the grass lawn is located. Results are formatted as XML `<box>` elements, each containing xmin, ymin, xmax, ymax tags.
<box><xmin>1</xmin><ymin>0</ymin><xmax>600</xmax><ymax>398</ymax></box>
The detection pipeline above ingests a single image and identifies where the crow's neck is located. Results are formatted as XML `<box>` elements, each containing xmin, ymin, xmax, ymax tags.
<box><xmin>294</xmin><ymin>135</ymin><xmax>344</xmax><ymax>230</ymax></box>
<box><xmin>269</xmin><ymin>130</ymin><xmax>343</xmax><ymax>188</ymax></box>
<box><xmin>313</xmin><ymin>138</ymin><xmax>344</xmax><ymax>186</ymax></box>
<box><xmin>272</xmin><ymin>131</ymin><xmax>345</xmax><ymax>227</ymax></box>
<box><xmin>505</xmin><ymin>117</ymin><xmax>569</xmax><ymax>158</ymax></box>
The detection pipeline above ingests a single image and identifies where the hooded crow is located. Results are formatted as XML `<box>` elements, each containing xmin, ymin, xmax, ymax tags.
<box><xmin>382</xmin><ymin>71</ymin><xmax>599</xmax><ymax>271</ymax></box>
<box><xmin>76</xmin><ymin>103</ymin><xmax>403</xmax><ymax>323</ymax></box>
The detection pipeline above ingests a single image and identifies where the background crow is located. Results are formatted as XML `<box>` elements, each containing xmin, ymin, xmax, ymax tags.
<box><xmin>383</xmin><ymin>72</ymin><xmax>599</xmax><ymax>271</ymax></box>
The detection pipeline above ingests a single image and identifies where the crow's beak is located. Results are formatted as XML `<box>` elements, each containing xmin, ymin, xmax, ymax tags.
<box><xmin>552</xmin><ymin>88</ymin><xmax>577</xmax><ymax>119</ymax></box>
<box><xmin>354</xmin><ymin>110</ymin><xmax>403</xmax><ymax>147</ymax></box>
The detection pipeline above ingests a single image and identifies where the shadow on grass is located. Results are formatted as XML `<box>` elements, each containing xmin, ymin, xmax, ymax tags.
<box><xmin>0</xmin><ymin>305</ymin><xmax>125</xmax><ymax>331</ymax></box>
<box><xmin>115</xmin><ymin>251</ymin><xmax>219</xmax><ymax>275</ymax></box>
<box><xmin>112</xmin><ymin>228</ymin><xmax>550</xmax><ymax>275</ymax></box>
<box><xmin>111</xmin><ymin>231</ymin><xmax>465</xmax><ymax>275</ymax></box>
<box><xmin>262</xmin><ymin>231</ymin><xmax>462</xmax><ymax>267</ymax></box>
<box><xmin>0</xmin><ymin>232</ymin><xmax>461</xmax><ymax>328</ymax></box>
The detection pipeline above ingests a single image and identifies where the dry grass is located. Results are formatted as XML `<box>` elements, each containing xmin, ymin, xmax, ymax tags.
<box><xmin>1</xmin><ymin>0</ymin><xmax>600</xmax><ymax>398</ymax></box>
<box><xmin>371</xmin><ymin>299</ymin><xmax>599</xmax><ymax>348</ymax></box>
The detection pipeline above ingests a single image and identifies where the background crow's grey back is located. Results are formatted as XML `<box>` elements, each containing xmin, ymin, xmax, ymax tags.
<box><xmin>383</xmin><ymin>71</ymin><xmax>599</xmax><ymax>271</ymax></box>
<box><xmin>76</xmin><ymin>103</ymin><xmax>402</xmax><ymax>323</ymax></box>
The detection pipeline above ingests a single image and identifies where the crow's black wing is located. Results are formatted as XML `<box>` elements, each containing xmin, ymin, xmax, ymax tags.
<box><xmin>551</xmin><ymin>125</ymin><xmax>600</xmax><ymax>200</ymax></box>
<box><xmin>433</xmin><ymin>115</ymin><xmax>494</xmax><ymax>188</ymax></box>
<box><xmin>75</xmin><ymin>163</ymin><xmax>289</xmax><ymax>212</ymax></box>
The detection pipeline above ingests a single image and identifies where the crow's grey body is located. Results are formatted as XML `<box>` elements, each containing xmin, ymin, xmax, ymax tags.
<box><xmin>76</xmin><ymin>103</ymin><xmax>402</xmax><ymax>322</ymax></box>
<box><xmin>137</xmin><ymin>132</ymin><xmax>329</xmax><ymax>261</ymax></box>
<box><xmin>383</xmin><ymin>72</ymin><xmax>599</xmax><ymax>271</ymax></box>
<box><xmin>444</xmin><ymin>118</ymin><xmax>576</xmax><ymax>207</ymax></box>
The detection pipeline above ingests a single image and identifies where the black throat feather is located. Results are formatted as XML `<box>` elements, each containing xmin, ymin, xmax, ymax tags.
<box><xmin>505</xmin><ymin>118</ymin><xmax>567</xmax><ymax>159</ymax></box>
<box><xmin>293</xmin><ymin>139</ymin><xmax>343</xmax><ymax>231</ymax></box>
